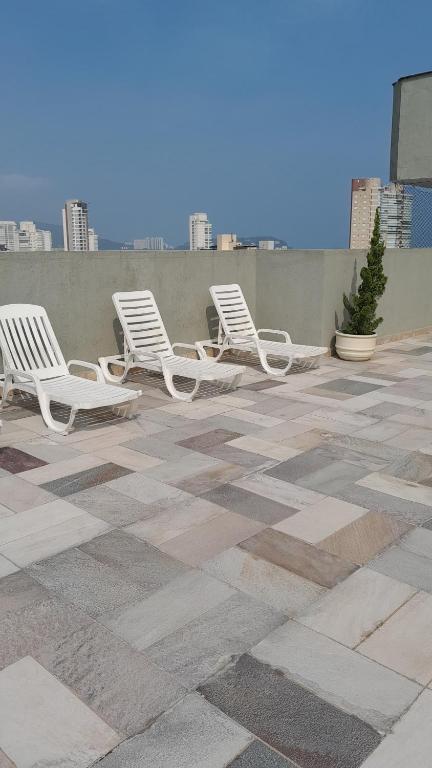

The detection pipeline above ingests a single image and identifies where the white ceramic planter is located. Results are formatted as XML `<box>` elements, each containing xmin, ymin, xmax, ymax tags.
<box><xmin>335</xmin><ymin>330</ymin><xmax>377</xmax><ymax>362</ymax></box>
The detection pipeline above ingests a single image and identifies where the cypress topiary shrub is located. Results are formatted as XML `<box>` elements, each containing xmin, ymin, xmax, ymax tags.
<box><xmin>343</xmin><ymin>208</ymin><xmax>388</xmax><ymax>335</ymax></box>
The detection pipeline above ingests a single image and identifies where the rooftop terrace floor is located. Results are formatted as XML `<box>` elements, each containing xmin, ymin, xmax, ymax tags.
<box><xmin>2</xmin><ymin>339</ymin><xmax>432</xmax><ymax>766</ymax></box>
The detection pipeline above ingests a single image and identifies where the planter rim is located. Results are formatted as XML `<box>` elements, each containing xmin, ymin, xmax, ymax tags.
<box><xmin>335</xmin><ymin>330</ymin><xmax>377</xmax><ymax>339</ymax></box>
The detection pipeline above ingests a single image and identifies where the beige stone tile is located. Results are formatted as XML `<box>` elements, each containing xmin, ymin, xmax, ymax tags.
<box><xmin>0</xmin><ymin>499</ymin><xmax>84</xmax><ymax>547</ymax></box>
<box><xmin>0</xmin><ymin>656</ymin><xmax>119</xmax><ymax>767</ymax></box>
<box><xmin>361</xmin><ymin>690</ymin><xmax>432</xmax><ymax>767</ymax></box>
<box><xmin>17</xmin><ymin>454</ymin><xmax>107</xmax><ymax>485</ymax></box>
<box><xmin>222</xmin><ymin>409</ymin><xmax>284</xmax><ymax>428</ymax></box>
<box><xmin>0</xmin><ymin>476</ymin><xmax>54</xmax><ymax>513</ymax></box>
<box><xmin>233</xmin><ymin>473</ymin><xmax>325</xmax><ymax>510</ymax></box>
<box><xmin>126</xmin><ymin>497</ymin><xmax>226</xmax><ymax>545</ymax></box>
<box><xmin>357</xmin><ymin>472</ymin><xmax>432</xmax><ymax>506</ymax></box>
<box><xmin>0</xmin><ymin>555</ymin><xmax>19</xmax><ymax>578</ymax></box>
<box><xmin>70</xmin><ymin>427</ymin><xmax>132</xmax><ymax>453</ymax></box>
<box><xmin>273</xmin><ymin>497</ymin><xmax>367</xmax><ymax>544</ymax></box>
<box><xmin>227</xmin><ymin>435</ymin><xmax>301</xmax><ymax>461</ymax></box>
<box><xmin>298</xmin><ymin>567</ymin><xmax>416</xmax><ymax>647</ymax></box>
<box><xmin>319</xmin><ymin>511</ymin><xmax>410</xmax><ymax>565</ymax></box>
<box><xmin>386</xmin><ymin>427</ymin><xmax>432</xmax><ymax>451</ymax></box>
<box><xmin>91</xmin><ymin>445</ymin><xmax>163</xmax><ymax>472</ymax></box>
<box><xmin>158</xmin><ymin>511</ymin><xmax>265</xmax><ymax>566</ymax></box>
<box><xmin>203</xmin><ymin>545</ymin><xmax>325</xmax><ymax>615</ymax></box>
<box><xmin>359</xmin><ymin>592</ymin><xmax>432</xmax><ymax>684</ymax></box>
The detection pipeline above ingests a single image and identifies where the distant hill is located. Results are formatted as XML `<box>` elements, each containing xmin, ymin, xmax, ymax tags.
<box><xmin>35</xmin><ymin>222</ymin><xmax>127</xmax><ymax>251</ymax></box>
<box><xmin>174</xmin><ymin>235</ymin><xmax>289</xmax><ymax>250</ymax></box>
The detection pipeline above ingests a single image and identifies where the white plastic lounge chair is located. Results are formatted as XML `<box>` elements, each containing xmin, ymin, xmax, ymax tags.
<box><xmin>205</xmin><ymin>283</ymin><xmax>328</xmax><ymax>376</ymax></box>
<box><xmin>0</xmin><ymin>304</ymin><xmax>141</xmax><ymax>434</ymax></box>
<box><xmin>98</xmin><ymin>290</ymin><xmax>244</xmax><ymax>401</ymax></box>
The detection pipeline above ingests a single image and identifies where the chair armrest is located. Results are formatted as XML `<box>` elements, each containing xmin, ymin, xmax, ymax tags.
<box><xmin>67</xmin><ymin>360</ymin><xmax>105</xmax><ymax>384</ymax></box>
<box><xmin>171</xmin><ymin>342</ymin><xmax>199</xmax><ymax>359</ymax></box>
<box><xmin>3</xmin><ymin>367</ymin><xmax>44</xmax><ymax>396</ymax></box>
<box><xmin>257</xmin><ymin>329</ymin><xmax>291</xmax><ymax>343</ymax></box>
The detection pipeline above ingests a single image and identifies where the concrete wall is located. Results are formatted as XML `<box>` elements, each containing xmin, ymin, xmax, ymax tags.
<box><xmin>1</xmin><ymin>248</ymin><xmax>431</xmax><ymax>363</ymax></box>
<box><xmin>391</xmin><ymin>72</ymin><xmax>432</xmax><ymax>184</ymax></box>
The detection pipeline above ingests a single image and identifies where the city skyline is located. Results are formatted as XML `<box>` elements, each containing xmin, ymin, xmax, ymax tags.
<box><xmin>2</xmin><ymin>1</ymin><xmax>432</xmax><ymax>247</ymax></box>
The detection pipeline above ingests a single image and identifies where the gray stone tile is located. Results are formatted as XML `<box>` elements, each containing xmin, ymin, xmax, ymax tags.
<box><xmin>199</xmin><ymin>654</ymin><xmax>381</xmax><ymax>768</ymax></box>
<box><xmin>99</xmin><ymin>570</ymin><xmax>235</xmax><ymax>650</ymax></box>
<box><xmin>122</xmin><ymin>435</ymin><xmax>193</xmax><ymax>461</ymax></box>
<box><xmin>227</xmin><ymin>741</ymin><xmax>297</xmax><ymax>767</ymax></box>
<box><xmin>0</xmin><ymin>570</ymin><xmax>51</xmax><ymax>621</ymax></box>
<box><xmin>295</xmin><ymin>461</ymin><xmax>369</xmax><ymax>495</ymax></box>
<box><xmin>147</xmin><ymin>591</ymin><xmax>285</xmax><ymax>687</ymax></box>
<box><xmin>399</xmin><ymin>527</ymin><xmax>432</xmax><ymax>559</ymax></box>
<box><xmin>251</xmin><ymin>622</ymin><xmax>420</xmax><ymax>731</ymax></box>
<box><xmin>38</xmin><ymin>618</ymin><xmax>187</xmax><ymax>737</ymax></box>
<box><xmin>201</xmin><ymin>483</ymin><xmax>297</xmax><ymax>524</ymax></box>
<box><xmin>239</xmin><ymin>528</ymin><xmax>357</xmax><ymax>588</ymax></box>
<box><xmin>370</xmin><ymin>545</ymin><xmax>432</xmax><ymax>592</ymax></box>
<box><xmin>383</xmin><ymin>451</ymin><xmax>432</xmax><ymax>484</ymax></box>
<box><xmin>311</xmin><ymin>378</ymin><xmax>383</xmax><ymax>396</ymax></box>
<box><xmin>201</xmin><ymin>443</ymin><xmax>275</xmax><ymax>469</ymax></box>
<box><xmin>264</xmin><ymin>448</ymin><xmax>334</xmax><ymax>484</ymax></box>
<box><xmin>67</xmin><ymin>484</ymin><xmax>153</xmax><ymax>526</ymax></box>
<box><xmin>0</xmin><ymin>595</ymin><xmax>93</xmax><ymax>671</ymax></box>
<box><xmin>40</xmin><ymin>462</ymin><xmax>132</xmax><ymax>497</ymax></box>
<box><xmin>177</xmin><ymin>428</ymin><xmax>243</xmax><ymax>450</ymax></box>
<box><xmin>361</xmin><ymin>402</ymin><xmax>417</xmax><ymax>419</ymax></box>
<box><xmin>96</xmin><ymin>693</ymin><xmax>252</xmax><ymax>768</ymax></box>
<box><xmin>335</xmin><ymin>482</ymin><xmax>432</xmax><ymax>525</ymax></box>
<box><xmin>28</xmin><ymin>547</ymin><xmax>151</xmax><ymax>616</ymax></box>
<box><xmin>107</xmin><ymin>471</ymin><xmax>187</xmax><ymax>506</ymax></box>
<box><xmin>80</xmin><ymin>529</ymin><xmax>190</xmax><ymax>588</ymax></box>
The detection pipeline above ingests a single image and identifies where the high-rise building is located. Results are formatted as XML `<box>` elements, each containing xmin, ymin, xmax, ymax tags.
<box><xmin>88</xmin><ymin>227</ymin><xmax>99</xmax><ymax>251</ymax></box>
<box><xmin>18</xmin><ymin>221</ymin><xmax>52</xmax><ymax>251</ymax></box>
<box><xmin>349</xmin><ymin>178</ymin><xmax>381</xmax><ymax>249</ymax></box>
<box><xmin>189</xmin><ymin>213</ymin><xmax>212</xmax><ymax>250</ymax></box>
<box><xmin>380</xmin><ymin>183</ymin><xmax>412</xmax><ymax>248</ymax></box>
<box><xmin>133</xmin><ymin>237</ymin><xmax>166</xmax><ymax>250</ymax></box>
<box><xmin>0</xmin><ymin>221</ymin><xmax>51</xmax><ymax>251</ymax></box>
<box><xmin>62</xmin><ymin>199</ymin><xmax>89</xmax><ymax>251</ymax></box>
<box><xmin>0</xmin><ymin>221</ymin><xmax>19</xmax><ymax>251</ymax></box>
<box><xmin>217</xmin><ymin>233</ymin><xmax>237</xmax><ymax>251</ymax></box>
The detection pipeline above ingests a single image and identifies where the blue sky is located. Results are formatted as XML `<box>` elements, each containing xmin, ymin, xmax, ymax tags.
<box><xmin>1</xmin><ymin>0</ymin><xmax>431</xmax><ymax>246</ymax></box>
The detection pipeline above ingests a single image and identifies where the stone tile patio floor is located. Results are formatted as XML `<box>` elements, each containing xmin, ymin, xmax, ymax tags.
<box><xmin>2</xmin><ymin>338</ymin><xmax>432</xmax><ymax>766</ymax></box>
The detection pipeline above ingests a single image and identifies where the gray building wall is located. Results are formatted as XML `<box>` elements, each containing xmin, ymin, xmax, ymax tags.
<box><xmin>0</xmin><ymin>249</ymin><xmax>431</xmax><ymax>363</ymax></box>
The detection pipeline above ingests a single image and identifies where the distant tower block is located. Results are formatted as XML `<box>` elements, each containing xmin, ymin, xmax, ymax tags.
<box><xmin>391</xmin><ymin>71</ymin><xmax>432</xmax><ymax>186</ymax></box>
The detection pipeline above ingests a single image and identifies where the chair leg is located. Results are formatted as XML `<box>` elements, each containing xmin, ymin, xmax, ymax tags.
<box><xmin>0</xmin><ymin>375</ymin><xmax>13</xmax><ymax>410</ymax></box>
<box><xmin>164</xmin><ymin>371</ymin><xmax>201</xmax><ymax>401</ymax></box>
<box><xmin>228</xmin><ymin>372</ymin><xmax>243</xmax><ymax>390</ymax></box>
<box><xmin>98</xmin><ymin>357</ymin><xmax>129</xmax><ymax>384</ymax></box>
<box><xmin>38</xmin><ymin>393</ymin><xmax>78</xmax><ymax>434</ymax></box>
<box><xmin>258</xmin><ymin>349</ymin><xmax>294</xmax><ymax>376</ymax></box>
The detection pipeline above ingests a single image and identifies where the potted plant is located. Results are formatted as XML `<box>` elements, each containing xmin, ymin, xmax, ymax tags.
<box><xmin>336</xmin><ymin>208</ymin><xmax>387</xmax><ymax>361</ymax></box>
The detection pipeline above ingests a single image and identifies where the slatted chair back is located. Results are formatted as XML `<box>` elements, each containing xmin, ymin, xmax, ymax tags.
<box><xmin>210</xmin><ymin>284</ymin><xmax>257</xmax><ymax>341</ymax></box>
<box><xmin>113</xmin><ymin>290</ymin><xmax>173</xmax><ymax>359</ymax></box>
<box><xmin>0</xmin><ymin>304</ymin><xmax>68</xmax><ymax>380</ymax></box>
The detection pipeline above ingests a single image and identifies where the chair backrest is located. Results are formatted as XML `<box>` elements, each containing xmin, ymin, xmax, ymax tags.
<box><xmin>113</xmin><ymin>290</ymin><xmax>173</xmax><ymax>359</ymax></box>
<box><xmin>209</xmin><ymin>284</ymin><xmax>257</xmax><ymax>341</ymax></box>
<box><xmin>0</xmin><ymin>304</ymin><xmax>68</xmax><ymax>380</ymax></box>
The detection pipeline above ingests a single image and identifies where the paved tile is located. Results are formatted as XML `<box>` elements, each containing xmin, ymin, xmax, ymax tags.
<box><xmin>127</xmin><ymin>496</ymin><xmax>226</xmax><ymax>544</ymax></box>
<box><xmin>38</xmin><ymin>618</ymin><xmax>187</xmax><ymax>737</ymax></box>
<box><xmin>239</xmin><ymin>528</ymin><xmax>357</xmax><ymax>588</ymax></box>
<box><xmin>0</xmin><ymin>571</ymin><xmax>51</xmax><ymax>620</ymax></box>
<box><xmin>67</xmin><ymin>484</ymin><xmax>153</xmax><ymax>526</ymax></box>
<box><xmin>227</xmin><ymin>435</ymin><xmax>301</xmax><ymax>461</ymax></box>
<box><xmin>199</xmin><ymin>654</ymin><xmax>381</xmax><ymax>768</ymax></box>
<box><xmin>203</xmin><ymin>546</ymin><xmax>325</xmax><ymax>614</ymax></box>
<box><xmin>91</xmin><ymin>444</ymin><xmax>163</xmax><ymax>471</ymax></box>
<box><xmin>0</xmin><ymin>749</ymin><xmax>15</xmax><ymax>767</ymax></box>
<box><xmin>370</xmin><ymin>543</ymin><xmax>432</xmax><ymax>592</ymax></box>
<box><xmin>227</xmin><ymin>741</ymin><xmax>297</xmax><ymax>767</ymax></box>
<box><xmin>310</xmin><ymin>378</ymin><xmax>383</xmax><ymax>396</ymax></box>
<box><xmin>359</xmin><ymin>591</ymin><xmax>432</xmax><ymax>683</ymax></box>
<box><xmin>107</xmin><ymin>471</ymin><xmax>191</xmax><ymax>507</ymax></box>
<box><xmin>334</xmin><ymin>482</ymin><xmax>432</xmax><ymax>525</ymax></box>
<box><xmin>96</xmin><ymin>693</ymin><xmax>252</xmax><ymax>768</ymax></box>
<box><xmin>264</xmin><ymin>448</ymin><xmax>335</xmax><ymax>483</ymax></box>
<box><xmin>233</xmin><ymin>473</ymin><xmax>325</xmax><ymax>510</ymax></box>
<box><xmin>251</xmin><ymin>622</ymin><xmax>420</xmax><ymax>730</ymax></box>
<box><xmin>360</xmin><ymin>689</ymin><xmax>432</xmax><ymax>767</ymax></box>
<box><xmin>357</xmin><ymin>471</ymin><xmax>432</xmax><ymax>507</ymax></box>
<box><xmin>0</xmin><ymin>446</ymin><xmax>47</xmax><ymax>474</ymax></box>
<box><xmin>0</xmin><ymin>656</ymin><xmax>120</xmax><ymax>766</ymax></box>
<box><xmin>12</xmin><ymin>439</ymin><xmax>82</xmax><ymax>463</ymax></box>
<box><xmin>0</xmin><ymin>556</ymin><xmax>18</xmax><ymax>578</ymax></box>
<box><xmin>318</xmin><ymin>511</ymin><xmax>410</xmax><ymax>565</ymax></box>
<box><xmin>298</xmin><ymin>567</ymin><xmax>416</xmax><ymax>647</ymax></box>
<box><xmin>177</xmin><ymin>428</ymin><xmax>243</xmax><ymax>450</ymax></box>
<box><xmin>158</xmin><ymin>511</ymin><xmax>264</xmax><ymax>566</ymax></box>
<box><xmin>0</xmin><ymin>475</ymin><xmax>54</xmax><ymax>512</ymax></box>
<box><xmin>399</xmin><ymin>526</ymin><xmax>432</xmax><ymax>559</ymax></box>
<box><xmin>100</xmin><ymin>569</ymin><xmax>235</xmax><ymax>650</ymax></box>
<box><xmin>201</xmin><ymin>483</ymin><xmax>297</xmax><ymax>524</ymax></box>
<box><xmin>147</xmin><ymin>591</ymin><xmax>285</xmax><ymax>687</ymax></box>
<box><xmin>17</xmin><ymin>453</ymin><xmax>107</xmax><ymax>484</ymax></box>
<box><xmin>28</xmin><ymin>547</ymin><xmax>151</xmax><ymax>616</ymax></box>
<box><xmin>80</xmin><ymin>529</ymin><xmax>190</xmax><ymax>587</ymax></box>
<box><xmin>273</xmin><ymin>497</ymin><xmax>367</xmax><ymax>544</ymax></box>
<box><xmin>40</xmin><ymin>462</ymin><xmax>132</xmax><ymax>497</ymax></box>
